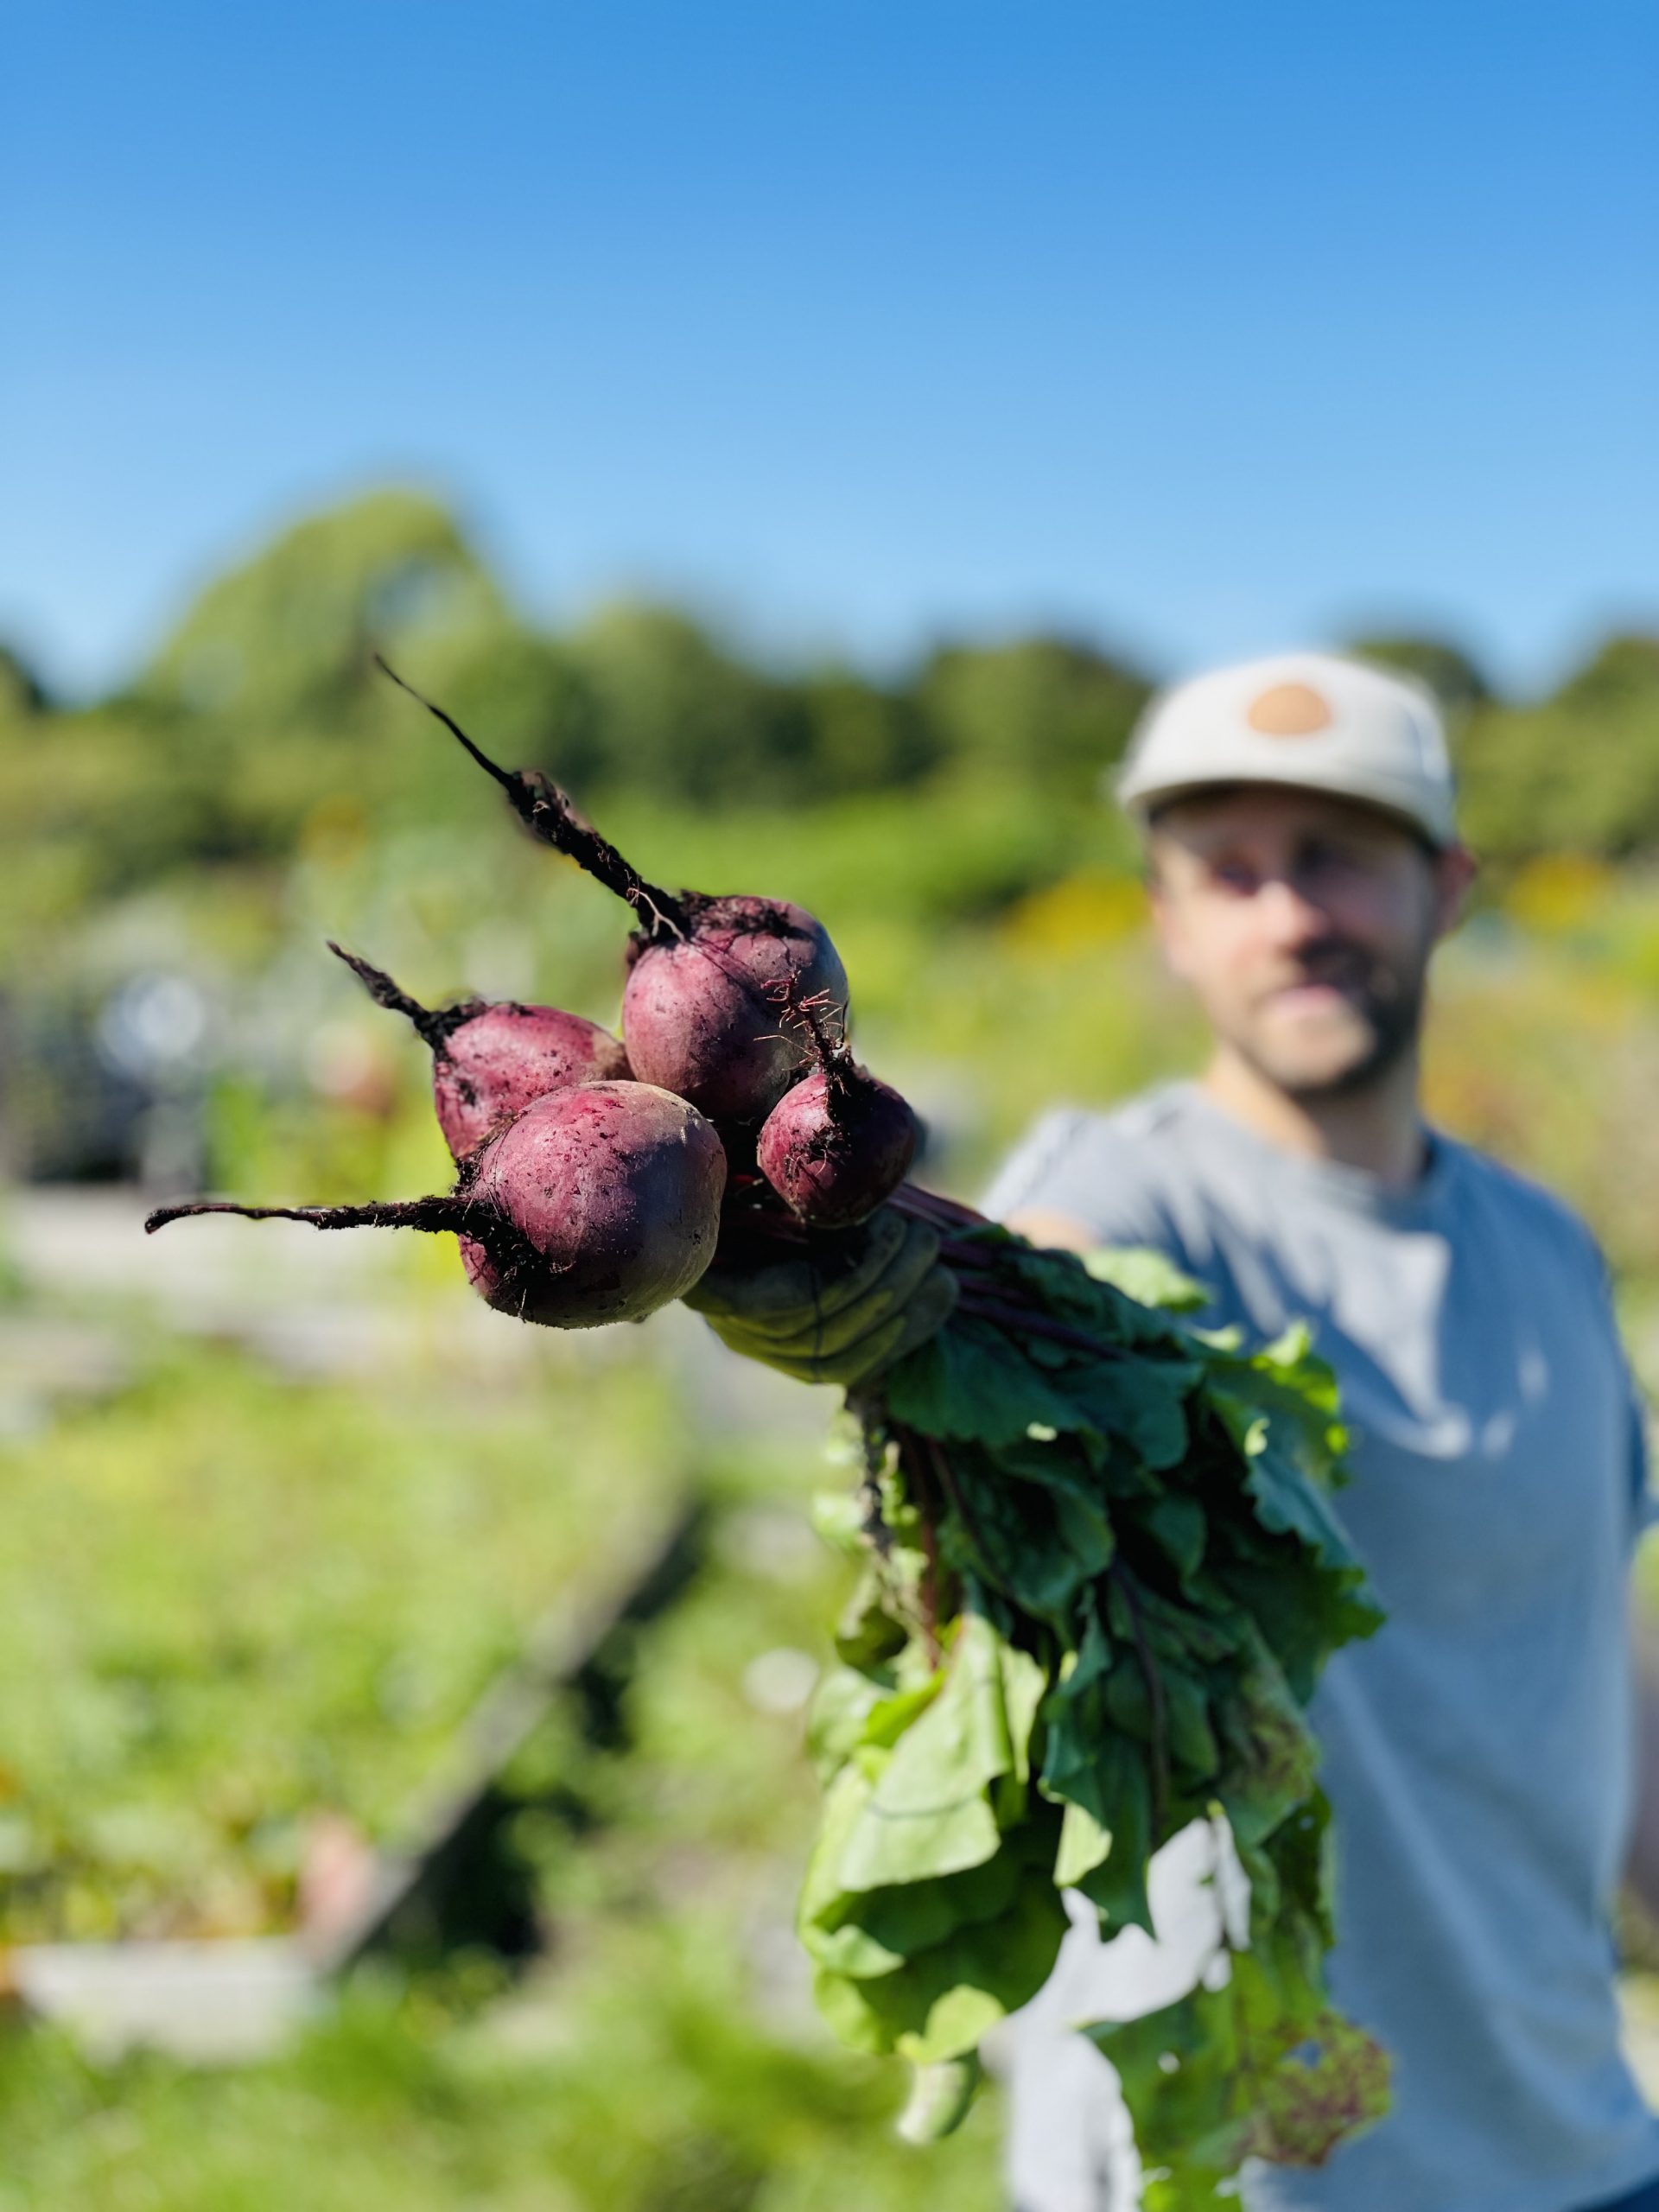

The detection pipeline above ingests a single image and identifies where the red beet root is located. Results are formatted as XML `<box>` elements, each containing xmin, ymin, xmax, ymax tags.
<box><xmin>328</xmin><ymin>942</ymin><xmax>628</xmax><ymax>1160</ymax></box>
<box><xmin>758</xmin><ymin>1062</ymin><xmax>917</xmax><ymax>1228</ymax></box>
<box><xmin>459</xmin><ymin>1081</ymin><xmax>726</xmax><ymax>1323</ymax></box>
<box><xmin>146</xmin><ymin>1081</ymin><xmax>726</xmax><ymax>1329</ymax></box>
<box><xmin>376</xmin><ymin>660</ymin><xmax>849</xmax><ymax>1122</ymax></box>
<box><xmin>621</xmin><ymin>894</ymin><xmax>848</xmax><ymax>1122</ymax></box>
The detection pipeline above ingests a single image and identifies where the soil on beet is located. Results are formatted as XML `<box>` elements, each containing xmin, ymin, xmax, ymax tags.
<box><xmin>757</xmin><ymin>1063</ymin><xmax>917</xmax><ymax>1227</ymax></box>
<box><xmin>432</xmin><ymin>1002</ymin><xmax>630</xmax><ymax>1160</ymax></box>
<box><xmin>461</xmin><ymin>1082</ymin><xmax>728</xmax><ymax>1326</ymax></box>
<box><xmin>621</xmin><ymin>897</ymin><xmax>849</xmax><ymax>1122</ymax></box>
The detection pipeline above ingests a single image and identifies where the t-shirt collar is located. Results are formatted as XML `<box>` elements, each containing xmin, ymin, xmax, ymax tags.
<box><xmin>1172</xmin><ymin>1078</ymin><xmax>1454</xmax><ymax>1228</ymax></box>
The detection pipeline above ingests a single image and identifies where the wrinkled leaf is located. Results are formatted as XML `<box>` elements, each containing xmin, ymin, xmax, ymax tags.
<box><xmin>815</xmin><ymin>1866</ymin><xmax>1071</xmax><ymax>2060</ymax></box>
<box><xmin>836</xmin><ymin>1615</ymin><xmax>1012</xmax><ymax>1891</ymax></box>
<box><xmin>1083</xmin><ymin>1245</ymin><xmax>1212</xmax><ymax>1314</ymax></box>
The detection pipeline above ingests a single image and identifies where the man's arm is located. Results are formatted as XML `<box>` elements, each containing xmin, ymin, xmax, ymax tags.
<box><xmin>987</xmin><ymin>1104</ymin><xmax>1176</xmax><ymax>1264</ymax></box>
<box><xmin>1001</xmin><ymin>1205</ymin><xmax>1097</xmax><ymax>1254</ymax></box>
<box><xmin>1622</xmin><ymin>1372</ymin><xmax>1659</xmax><ymax>1916</ymax></box>
<box><xmin>1626</xmin><ymin>1651</ymin><xmax>1659</xmax><ymax>1921</ymax></box>
<box><xmin>982</xmin><ymin>1106</ymin><xmax>1166</xmax><ymax>1258</ymax></box>
<box><xmin>1608</xmin><ymin>1306</ymin><xmax>1659</xmax><ymax>1915</ymax></box>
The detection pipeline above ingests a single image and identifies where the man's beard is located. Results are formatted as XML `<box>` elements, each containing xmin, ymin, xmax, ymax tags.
<box><xmin>1231</xmin><ymin>939</ymin><xmax>1429</xmax><ymax>1103</ymax></box>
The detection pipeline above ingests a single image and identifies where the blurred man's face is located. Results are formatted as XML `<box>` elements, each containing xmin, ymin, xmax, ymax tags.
<box><xmin>1147</xmin><ymin>786</ymin><xmax>1473</xmax><ymax>1099</ymax></box>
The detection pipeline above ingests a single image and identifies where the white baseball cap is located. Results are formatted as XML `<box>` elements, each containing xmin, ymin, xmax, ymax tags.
<box><xmin>1115</xmin><ymin>651</ymin><xmax>1457</xmax><ymax>848</ymax></box>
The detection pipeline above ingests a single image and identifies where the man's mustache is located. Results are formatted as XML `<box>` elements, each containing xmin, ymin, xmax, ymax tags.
<box><xmin>1256</xmin><ymin>940</ymin><xmax>1402</xmax><ymax>1005</ymax></box>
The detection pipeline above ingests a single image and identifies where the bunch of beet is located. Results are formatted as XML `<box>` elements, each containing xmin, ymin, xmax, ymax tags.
<box><xmin>149</xmin><ymin>663</ymin><xmax>918</xmax><ymax>1327</ymax></box>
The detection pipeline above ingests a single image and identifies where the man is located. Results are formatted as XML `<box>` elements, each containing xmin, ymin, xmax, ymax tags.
<box><xmin>690</xmin><ymin>651</ymin><xmax>1659</xmax><ymax>2209</ymax></box>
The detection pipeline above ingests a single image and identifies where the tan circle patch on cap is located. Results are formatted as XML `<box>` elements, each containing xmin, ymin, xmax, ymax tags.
<box><xmin>1246</xmin><ymin>683</ymin><xmax>1332</xmax><ymax>737</ymax></box>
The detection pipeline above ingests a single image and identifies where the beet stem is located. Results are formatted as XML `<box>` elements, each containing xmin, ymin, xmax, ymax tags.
<box><xmin>922</xmin><ymin>1432</ymin><xmax>1001</xmax><ymax>1597</ymax></box>
<box><xmin>1110</xmin><ymin>1562</ymin><xmax>1170</xmax><ymax>1835</ymax></box>
<box><xmin>897</xmin><ymin>1431</ymin><xmax>943</xmax><ymax>1665</ymax></box>
<box><xmin>933</xmin><ymin>1239</ymin><xmax>1004</xmax><ymax>1274</ymax></box>
<box><xmin>953</xmin><ymin>1291</ymin><xmax>1124</xmax><ymax>1357</ymax></box>
<box><xmin>373</xmin><ymin>654</ymin><xmax>688</xmax><ymax>940</ymax></box>
<box><xmin>890</xmin><ymin>1183</ymin><xmax>987</xmax><ymax>1230</ymax></box>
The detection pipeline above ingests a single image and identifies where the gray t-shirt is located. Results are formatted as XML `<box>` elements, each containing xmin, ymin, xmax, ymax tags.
<box><xmin>982</xmin><ymin>1081</ymin><xmax>1659</xmax><ymax>2212</ymax></box>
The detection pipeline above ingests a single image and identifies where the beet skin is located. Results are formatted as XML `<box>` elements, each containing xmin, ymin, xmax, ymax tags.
<box><xmin>756</xmin><ymin>1064</ymin><xmax>916</xmax><ymax>1228</ymax></box>
<box><xmin>622</xmin><ymin>895</ymin><xmax>849</xmax><ymax>1122</ymax></box>
<box><xmin>328</xmin><ymin>943</ymin><xmax>627</xmax><ymax>1161</ymax></box>
<box><xmin>461</xmin><ymin>1080</ymin><xmax>727</xmax><ymax>1325</ymax></box>
<box><xmin>432</xmin><ymin>1003</ymin><xmax>628</xmax><ymax>1160</ymax></box>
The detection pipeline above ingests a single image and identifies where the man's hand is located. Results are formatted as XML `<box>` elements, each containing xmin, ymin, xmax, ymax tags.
<box><xmin>683</xmin><ymin>1207</ymin><xmax>958</xmax><ymax>1387</ymax></box>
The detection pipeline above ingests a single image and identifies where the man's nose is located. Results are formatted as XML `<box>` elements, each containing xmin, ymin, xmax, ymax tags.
<box><xmin>1255</xmin><ymin>874</ymin><xmax>1331</xmax><ymax>944</ymax></box>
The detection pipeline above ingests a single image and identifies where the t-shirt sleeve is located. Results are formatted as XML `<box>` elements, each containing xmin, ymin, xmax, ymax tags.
<box><xmin>979</xmin><ymin>1106</ymin><xmax>1173</xmax><ymax>1249</ymax></box>
<box><xmin>1631</xmin><ymin>1402</ymin><xmax>1656</xmax><ymax>1545</ymax></box>
<box><xmin>1621</xmin><ymin>1356</ymin><xmax>1658</xmax><ymax>1548</ymax></box>
<box><xmin>1585</xmin><ymin>1227</ymin><xmax>1657</xmax><ymax>1548</ymax></box>
<box><xmin>978</xmin><ymin>1109</ymin><xmax>1090</xmax><ymax>1225</ymax></box>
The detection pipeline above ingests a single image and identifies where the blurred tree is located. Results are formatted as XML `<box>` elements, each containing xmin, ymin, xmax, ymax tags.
<box><xmin>915</xmin><ymin>637</ymin><xmax>1149</xmax><ymax>796</ymax></box>
<box><xmin>68</xmin><ymin>492</ymin><xmax>547</xmax><ymax>874</ymax></box>
<box><xmin>144</xmin><ymin>488</ymin><xmax>507</xmax><ymax>717</ymax></box>
<box><xmin>793</xmin><ymin>665</ymin><xmax>937</xmax><ymax>794</ymax></box>
<box><xmin>562</xmin><ymin>602</ymin><xmax>931</xmax><ymax>807</ymax></box>
<box><xmin>1345</xmin><ymin>635</ymin><xmax>1491</xmax><ymax>717</ymax></box>
<box><xmin>563</xmin><ymin>601</ymin><xmax>789</xmax><ymax>804</ymax></box>
<box><xmin>1456</xmin><ymin>633</ymin><xmax>1659</xmax><ymax>864</ymax></box>
<box><xmin>0</xmin><ymin>644</ymin><xmax>50</xmax><ymax>717</ymax></box>
<box><xmin>1554</xmin><ymin>632</ymin><xmax>1659</xmax><ymax>714</ymax></box>
<box><xmin>438</xmin><ymin>631</ymin><xmax>605</xmax><ymax>792</ymax></box>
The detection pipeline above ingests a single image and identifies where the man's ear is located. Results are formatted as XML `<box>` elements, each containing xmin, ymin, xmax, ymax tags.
<box><xmin>1431</xmin><ymin>842</ymin><xmax>1479</xmax><ymax>940</ymax></box>
<box><xmin>1146</xmin><ymin>872</ymin><xmax>1195</xmax><ymax>983</ymax></box>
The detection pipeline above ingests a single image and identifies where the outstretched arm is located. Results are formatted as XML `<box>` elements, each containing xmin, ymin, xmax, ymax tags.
<box><xmin>1001</xmin><ymin>1205</ymin><xmax>1097</xmax><ymax>1255</ymax></box>
<box><xmin>1628</xmin><ymin>1641</ymin><xmax>1659</xmax><ymax>1920</ymax></box>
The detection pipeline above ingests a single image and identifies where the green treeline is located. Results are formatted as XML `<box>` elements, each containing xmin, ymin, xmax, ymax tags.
<box><xmin>3</xmin><ymin>486</ymin><xmax>1657</xmax><ymax>951</ymax></box>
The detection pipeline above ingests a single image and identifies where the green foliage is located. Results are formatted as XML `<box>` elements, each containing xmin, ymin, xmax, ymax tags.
<box><xmin>1092</xmin><ymin>1939</ymin><xmax>1392</xmax><ymax>2206</ymax></box>
<box><xmin>0</xmin><ymin>1936</ymin><xmax>1003</xmax><ymax>2212</ymax></box>
<box><xmin>559</xmin><ymin>603</ymin><xmax>933</xmax><ymax>807</ymax></box>
<box><xmin>798</xmin><ymin>1233</ymin><xmax>1386</xmax><ymax>2188</ymax></box>
<box><xmin>1343</xmin><ymin>635</ymin><xmax>1490</xmax><ymax>715</ymax></box>
<box><xmin>0</xmin><ymin>1343</ymin><xmax>683</xmax><ymax>1943</ymax></box>
<box><xmin>1457</xmin><ymin>636</ymin><xmax>1659</xmax><ymax>866</ymax></box>
<box><xmin>144</xmin><ymin>490</ymin><xmax>508</xmax><ymax>717</ymax></box>
<box><xmin>0</xmin><ymin>644</ymin><xmax>49</xmax><ymax>718</ymax></box>
<box><xmin>917</xmin><ymin>635</ymin><xmax>1148</xmax><ymax>798</ymax></box>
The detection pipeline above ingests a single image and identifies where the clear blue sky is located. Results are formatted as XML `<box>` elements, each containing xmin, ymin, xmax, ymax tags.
<box><xmin>6</xmin><ymin>0</ymin><xmax>1656</xmax><ymax>700</ymax></box>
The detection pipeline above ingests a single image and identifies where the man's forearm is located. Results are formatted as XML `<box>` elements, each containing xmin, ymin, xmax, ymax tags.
<box><xmin>1001</xmin><ymin>1205</ymin><xmax>1096</xmax><ymax>1254</ymax></box>
<box><xmin>1624</xmin><ymin>1637</ymin><xmax>1659</xmax><ymax>1919</ymax></box>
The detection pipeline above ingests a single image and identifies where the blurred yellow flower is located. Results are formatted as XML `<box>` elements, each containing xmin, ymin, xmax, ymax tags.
<box><xmin>1002</xmin><ymin>871</ymin><xmax>1147</xmax><ymax>957</ymax></box>
<box><xmin>1503</xmin><ymin>852</ymin><xmax>1613</xmax><ymax>934</ymax></box>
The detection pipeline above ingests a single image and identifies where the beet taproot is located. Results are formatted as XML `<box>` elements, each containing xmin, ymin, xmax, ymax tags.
<box><xmin>147</xmin><ymin>1081</ymin><xmax>726</xmax><ymax>1328</ymax></box>
<box><xmin>377</xmin><ymin>658</ymin><xmax>848</xmax><ymax>1122</ymax></box>
<box><xmin>327</xmin><ymin>941</ymin><xmax>628</xmax><ymax>1160</ymax></box>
